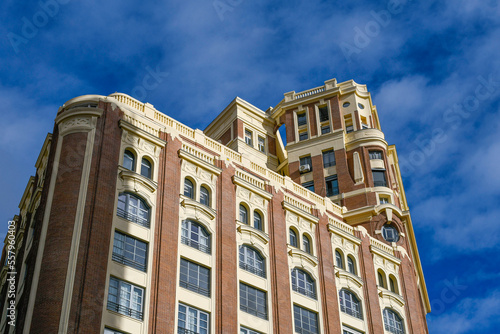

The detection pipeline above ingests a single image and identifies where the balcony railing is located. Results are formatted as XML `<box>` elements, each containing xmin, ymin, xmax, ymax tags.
<box><xmin>374</xmin><ymin>181</ymin><xmax>387</xmax><ymax>187</ymax></box>
<box><xmin>181</xmin><ymin>236</ymin><xmax>211</xmax><ymax>254</ymax></box>
<box><xmin>112</xmin><ymin>253</ymin><xmax>147</xmax><ymax>272</ymax></box>
<box><xmin>292</xmin><ymin>285</ymin><xmax>317</xmax><ymax>300</ymax></box>
<box><xmin>240</xmin><ymin>305</ymin><xmax>268</xmax><ymax>320</ymax></box>
<box><xmin>340</xmin><ymin>305</ymin><xmax>363</xmax><ymax>320</ymax></box>
<box><xmin>107</xmin><ymin>301</ymin><xmax>143</xmax><ymax>320</ymax></box>
<box><xmin>295</xmin><ymin>328</ymin><xmax>318</xmax><ymax>334</ymax></box>
<box><xmin>385</xmin><ymin>324</ymin><xmax>404</xmax><ymax>334</ymax></box>
<box><xmin>117</xmin><ymin>208</ymin><xmax>150</xmax><ymax>228</ymax></box>
<box><xmin>179</xmin><ymin>279</ymin><xmax>210</xmax><ymax>297</ymax></box>
<box><xmin>239</xmin><ymin>263</ymin><xmax>265</xmax><ymax>278</ymax></box>
<box><xmin>178</xmin><ymin>327</ymin><xmax>201</xmax><ymax>334</ymax></box>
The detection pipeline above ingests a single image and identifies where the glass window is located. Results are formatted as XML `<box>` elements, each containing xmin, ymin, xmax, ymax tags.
<box><xmin>140</xmin><ymin>158</ymin><xmax>152</xmax><ymax>178</ymax></box>
<box><xmin>347</xmin><ymin>256</ymin><xmax>356</xmax><ymax>275</ymax></box>
<box><xmin>358</xmin><ymin>103</ymin><xmax>365</xmax><ymax>109</ymax></box>
<box><xmin>299</xmin><ymin>131</ymin><xmax>308</xmax><ymax>141</ymax></box>
<box><xmin>239</xmin><ymin>205</ymin><xmax>248</xmax><ymax>224</ymax></box>
<box><xmin>335</xmin><ymin>250</ymin><xmax>344</xmax><ymax>269</ymax></box>
<box><xmin>325</xmin><ymin>175</ymin><xmax>339</xmax><ymax>197</ymax></box>
<box><xmin>200</xmin><ymin>186</ymin><xmax>210</xmax><ymax>206</ymax></box>
<box><xmin>390</xmin><ymin>276</ymin><xmax>397</xmax><ymax>293</ymax></box>
<box><xmin>107</xmin><ymin>277</ymin><xmax>144</xmax><ymax>320</ymax></box>
<box><xmin>184</xmin><ymin>179</ymin><xmax>194</xmax><ymax>199</ymax></box>
<box><xmin>303</xmin><ymin>181</ymin><xmax>314</xmax><ymax>192</ymax></box>
<box><xmin>369</xmin><ymin>151</ymin><xmax>383</xmax><ymax>160</ymax></box>
<box><xmin>112</xmin><ymin>231</ymin><xmax>147</xmax><ymax>272</ymax></box>
<box><xmin>240</xmin><ymin>283</ymin><xmax>267</xmax><ymax>319</ymax></box>
<box><xmin>291</xmin><ymin>268</ymin><xmax>316</xmax><ymax>299</ymax></box>
<box><xmin>293</xmin><ymin>305</ymin><xmax>319</xmax><ymax>334</ymax></box>
<box><xmin>179</xmin><ymin>258</ymin><xmax>210</xmax><ymax>297</ymax></box>
<box><xmin>178</xmin><ymin>303</ymin><xmax>210</xmax><ymax>334</ymax></box>
<box><xmin>240</xmin><ymin>327</ymin><xmax>261</xmax><ymax>334</ymax></box>
<box><xmin>319</xmin><ymin>106</ymin><xmax>329</xmax><ymax>122</ymax></box>
<box><xmin>321</xmin><ymin>125</ymin><xmax>330</xmax><ymax>134</ymax></box>
<box><xmin>245</xmin><ymin>130</ymin><xmax>253</xmax><ymax>146</ymax></box>
<box><xmin>380</xmin><ymin>197</ymin><xmax>389</xmax><ymax>204</ymax></box>
<box><xmin>383</xmin><ymin>308</ymin><xmax>405</xmax><ymax>334</ymax></box>
<box><xmin>289</xmin><ymin>229</ymin><xmax>298</xmax><ymax>247</ymax></box>
<box><xmin>181</xmin><ymin>220</ymin><xmax>211</xmax><ymax>254</ymax></box>
<box><xmin>104</xmin><ymin>328</ymin><xmax>127</xmax><ymax>334</ymax></box>
<box><xmin>322</xmin><ymin>150</ymin><xmax>335</xmax><ymax>167</ymax></box>
<box><xmin>117</xmin><ymin>193</ymin><xmax>150</xmax><ymax>228</ymax></box>
<box><xmin>303</xmin><ymin>235</ymin><xmax>311</xmax><ymax>254</ymax></box>
<box><xmin>382</xmin><ymin>224</ymin><xmax>399</xmax><ymax>242</ymax></box>
<box><xmin>258</xmin><ymin>137</ymin><xmax>265</xmax><ymax>153</ymax></box>
<box><xmin>343</xmin><ymin>102</ymin><xmax>350</xmax><ymax>108</ymax></box>
<box><xmin>239</xmin><ymin>245</ymin><xmax>265</xmax><ymax>278</ymax></box>
<box><xmin>297</xmin><ymin>112</ymin><xmax>307</xmax><ymax>126</ymax></box>
<box><xmin>253</xmin><ymin>211</ymin><xmax>262</xmax><ymax>231</ymax></box>
<box><xmin>339</xmin><ymin>289</ymin><xmax>363</xmax><ymax>319</ymax></box>
<box><xmin>123</xmin><ymin>150</ymin><xmax>135</xmax><ymax>171</ymax></box>
<box><xmin>372</xmin><ymin>170</ymin><xmax>387</xmax><ymax>187</ymax></box>
<box><xmin>300</xmin><ymin>156</ymin><xmax>312</xmax><ymax>169</ymax></box>
<box><xmin>343</xmin><ymin>326</ymin><xmax>363</xmax><ymax>334</ymax></box>
<box><xmin>346</xmin><ymin>125</ymin><xmax>354</xmax><ymax>133</ymax></box>
<box><xmin>378</xmin><ymin>271</ymin><xmax>386</xmax><ymax>288</ymax></box>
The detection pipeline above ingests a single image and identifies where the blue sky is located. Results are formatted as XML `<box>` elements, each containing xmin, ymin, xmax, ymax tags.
<box><xmin>1</xmin><ymin>0</ymin><xmax>499</xmax><ymax>332</ymax></box>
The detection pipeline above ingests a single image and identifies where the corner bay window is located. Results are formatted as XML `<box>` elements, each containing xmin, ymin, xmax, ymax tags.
<box><xmin>240</xmin><ymin>283</ymin><xmax>267</xmax><ymax>319</ymax></box>
<box><xmin>178</xmin><ymin>303</ymin><xmax>209</xmax><ymax>334</ymax></box>
<box><xmin>239</xmin><ymin>245</ymin><xmax>265</xmax><ymax>278</ymax></box>
<box><xmin>107</xmin><ymin>277</ymin><xmax>144</xmax><ymax>320</ymax></box>
<box><xmin>117</xmin><ymin>193</ymin><xmax>150</xmax><ymax>228</ymax></box>
<box><xmin>181</xmin><ymin>220</ymin><xmax>211</xmax><ymax>254</ymax></box>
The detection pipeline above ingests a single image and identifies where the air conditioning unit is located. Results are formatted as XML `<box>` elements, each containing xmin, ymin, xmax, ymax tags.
<box><xmin>299</xmin><ymin>164</ymin><xmax>311</xmax><ymax>173</ymax></box>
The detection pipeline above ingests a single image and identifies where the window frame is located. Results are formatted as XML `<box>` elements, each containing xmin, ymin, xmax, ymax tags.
<box><xmin>289</xmin><ymin>228</ymin><xmax>298</xmax><ymax>248</ymax></box>
<box><xmin>239</xmin><ymin>282</ymin><xmax>268</xmax><ymax>320</ymax></box>
<box><xmin>293</xmin><ymin>304</ymin><xmax>319</xmax><ymax>334</ymax></box>
<box><xmin>123</xmin><ymin>149</ymin><xmax>135</xmax><ymax>171</ymax></box>
<box><xmin>297</xmin><ymin>112</ymin><xmax>307</xmax><ymax>126</ymax></box>
<box><xmin>140</xmin><ymin>157</ymin><xmax>152</xmax><ymax>179</ymax></box>
<box><xmin>339</xmin><ymin>289</ymin><xmax>363</xmax><ymax>320</ymax></box>
<box><xmin>239</xmin><ymin>245</ymin><xmax>266</xmax><ymax>278</ymax></box>
<box><xmin>112</xmin><ymin>231</ymin><xmax>148</xmax><ymax>272</ymax></box>
<box><xmin>179</xmin><ymin>258</ymin><xmax>211</xmax><ymax>297</ymax></box>
<box><xmin>302</xmin><ymin>234</ymin><xmax>312</xmax><ymax>254</ymax></box>
<box><xmin>253</xmin><ymin>211</ymin><xmax>263</xmax><ymax>231</ymax></box>
<box><xmin>184</xmin><ymin>178</ymin><xmax>195</xmax><ymax>199</ymax></box>
<box><xmin>335</xmin><ymin>250</ymin><xmax>344</xmax><ymax>269</ymax></box>
<box><xmin>178</xmin><ymin>303</ymin><xmax>210</xmax><ymax>334</ymax></box>
<box><xmin>258</xmin><ymin>136</ymin><xmax>265</xmax><ymax>153</ymax></box>
<box><xmin>245</xmin><ymin>129</ymin><xmax>253</xmax><ymax>146</ymax></box>
<box><xmin>117</xmin><ymin>192</ymin><xmax>150</xmax><ymax>228</ymax></box>
<box><xmin>299</xmin><ymin>131</ymin><xmax>308</xmax><ymax>141</ymax></box>
<box><xmin>181</xmin><ymin>220</ymin><xmax>211</xmax><ymax>254</ymax></box>
<box><xmin>291</xmin><ymin>268</ymin><xmax>316</xmax><ymax>299</ymax></box>
<box><xmin>200</xmin><ymin>185</ymin><xmax>210</xmax><ymax>207</ymax></box>
<box><xmin>372</xmin><ymin>169</ymin><xmax>387</xmax><ymax>187</ymax></box>
<box><xmin>383</xmin><ymin>308</ymin><xmax>405</xmax><ymax>334</ymax></box>
<box><xmin>369</xmin><ymin>151</ymin><xmax>383</xmax><ymax>160</ymax></box>
<box><xmin>347</xmin><ymin>256</ymin><xmax>356</xmax><ymax>275</ymax></box>
<box><xmin>318</xmin><ymin>106</ymin><xmax>329</xmax><ymax>122</ymax></box>
<box><xmin>322</xmin><ymin>149</ymin><xmax>335</xmax><ymax>168</ymax></box>
<box><xmin>325</xmin><ymin>175</ymin><xmax>339</xmax><ymax>197</ymax></box>
<box><xmin>107</xmin><ymin>277</ymin><xmax>144</xmax><ymax>320</ymax></box>
<box><xmin>382</xmin><ymin>224</ymin><xmax>400</xmax><ymax>242</ymax></box>
<box><xmin>239</xmin><ymin>204</ymin><xmax>248</xmax><ymax>224</ymax></box>
<box><xmin>302</xmin><ymin>181</ymin><xmax>315</xmax><ymax>192</ymax></box>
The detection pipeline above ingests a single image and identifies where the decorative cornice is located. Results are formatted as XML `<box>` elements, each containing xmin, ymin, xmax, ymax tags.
<box><xmin>178</xmin><ymin>149</ymin><xmax>222</xmax><ymax>175</ymax></box>
<box><xmin>282</xmin><ymin>201</ymin><xmax>319</xmax><ymax>224</ymax></box>
<box><xmin>118</xmin><ymin>167</ymin><xmax>158</xmax><ymax>194</ymax></box>
<box><xmin>328</xmin><ymin>223</ymin><xmax>361</xmax><ymax>245</ymax></box>
<box><xmin>237</xmin><ymin>224</ymin><xmax>270</xmax><ymax>244</ymax></box>
<box><xmin>55</xmin><ymin>109</ymin><xmax>103</xmax><ymax>136</ymax></box>
<box><xmin>335</xmin><ymin>269</ymin><xmax>364</xmax><ymax>288</ymax></box>
<box><xmin>379</xmin><ymin>289</ymin><xmax>405</xmax><ymax>308</ymax></box>
<box><xmin>181</xmin><ymin>197</ymin><xmax>217</xmax><ymax>220</ymax></box>
<box><xmin>288</xmin><ymin>248</ymin><xmax>318</xmax><ymax>267</ymax></box>
<box><xmin>119</xmin><ymin>119</ymin><xmax>166</xmax><ymax>148</ymax></box>
<box><xmin>233</xmin><ymin>175</ymin><xmax>272</xmax><ymax>200</ymax></box>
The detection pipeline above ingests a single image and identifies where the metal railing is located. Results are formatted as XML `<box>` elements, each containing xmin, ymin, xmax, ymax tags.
<box><xmin>240</xmin><ymin>305</ymin><xmax>267</xmax><ymax>320</ymax></box>
<box><xmin>107</xmin><ymin>301</ymin><xmax>143</xmax><ymax>320</ymax></box>
<box><xmin>112</xmin><ymin>253</ymin><xmax>147</xmax><ymax>272</ymax></box>
<box><xmin>292</xmin><ymin>285</ymin><xmax>317</xmax><ymax>300</ymax></box>
<box><xmin>177</xmin><ymin>327</ymin><xmax>200</xmax><ymax>334</ymax></box>
<box><xmin>181</xmin><ymin>236</ymin><xmax>211</xmax><ymax>254</ymax></box>
<box><xmin>340</xmin><ymin>305</ymin><xmax>363</xmax><ymax>320</ymax></box>
<box><xmin>179</xmin><ymin>280</ymin><xmax>210</xmax><ymax>297</ymax></box>
<box><xmin>239</xmin><ymin>263</ymin><xmax>266</xmax><ymax>278</ymax></box>
<box><xmin>385</xmin><ymin>324</ymin><xmax>404</xmax><ymax>334</ymax></box>
<box><xmin>116</xmin><ymin>208</ymin><xmax>150</xmax><ymax>228</ymax></box>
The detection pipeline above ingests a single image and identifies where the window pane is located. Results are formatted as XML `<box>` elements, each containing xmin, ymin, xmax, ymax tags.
<box><xmin>112</xmin><ymin>231</ymin><xmax>148</xmax><ymax>272</ymax></box>
<box><xmin>184</xmin><ymin>179</ymin><xmax>194</xmax><ymax>198</ymax></box>
<box><xmin>299</xmin><ymin>131</ymin><xmax>308</xmax><ymax>141</ymax></box>
<box><xmin>293</xmin><ymin>305</ymin><xmax>318</xmax><ymax>334</ymax></box>
<box><xmin>323</xmin><ymin>150</ymin><xmax>335</xmax><ymax>167</ymax></box>
<box><xmin>181</xmin><ymin>220</ymin><xmax>211</xmax><ymax>254</ymax></box>
<box><xmin>179</xmin><ymin>259</ymin><xmax>210</xmax><ymax>297</ymax></box>
<box><xmin>123</xmin><ymin>150</ymin><xmax>135</xmax><ymax>171</ymax></box>
<box><xmin>319</xmin><ymin>106</ymin><xmax>329</xmax><ymax>122</ymax></box>
<box><xmin>140</xmin><ymin>158</ymin><xmax>152</xmax><ymax>178</ymax></box>
<box><xmin>291</xmin><ymin>269</ymin><xmax>316</xmax><ymax>299</ymax></box>
<box><xmin>303</xmin><ymin>181</ymin><xmax>314</xmax><ymax>192</ymax></box>
<box><xmin>107</xmin><ymin>277</ymin><xmax>144</xmax><ymax>320</ymax></box>
<box><xmin>239</xmin><ymin>283</ymin><xmax>267</xmax><ymax>319</ymax></box>
<box><xmin>239</xmin><ymin>245</ymin><xmax>265</xmax><ymax>278</ymax></box>
<box><xmin>200</xmin><ymin>186</ymin><xmax>210</xmax><ymax>206</ymax></box>
<box><xmin>372</xmin><ymin>170</ymin><xmax>387</xmax><ymax>187</ymax></box>
<box><xmin>253</xmin><ymin>212</ymin><xmax>262</xmax><ymax>230</ymax></box>
<box><xmin>326</xmin><ymin>176</ymin><xmax>339</xmax><ymax>196</ymax></box>
<box><xmin>339</xmin><ymin>290</ymin><xmax>362</xmax><ymax>319</ymax></box>
<box><xmin>239</xmin><ymin>205</ymin><xmax>248</xmax><ymax>224</ymax></box>
<box><xmin>297</xmin><ymin>112</ymin><xmax>307</xmax><ymax>126</ymax></box>
<box><xmin>289</xmin><ymin>229</ymin><xmax>297</xmax><ymax>247</ymax></box>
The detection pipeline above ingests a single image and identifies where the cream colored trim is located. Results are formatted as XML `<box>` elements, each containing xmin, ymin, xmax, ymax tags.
<box><xmin>178</xmin><ymin>149</ymin><xmax>222</xmax><ymax>175</ymax></box>
<box><xmin>232</xmin><ymin>175</ymin><xmax>272</xmax><ymax>200</ymax></box>
<box><xmin>288</xmin><ymin>248</ymin><xmax>318</xmax><ymax>267</ymax></box>
<box><xmin>58</xmin><ymin>119</ymin><xmax>98</xmax><ymax>333</ymax></box>
<box><xmin>23</xmin><ymin>132</ymin><xmax>63</xmax><ymax>334</ymax></box>
<box><xmin>118</xmin><ymin>167</ymin><xmax>158</xmax><ymax>193</ymax></box>
<box><xmin>237</xmin><ymin>224</ymin><xmax>270</xmax><ymax>245</ymax></box>
<box><xmin>282</xmin><ymin>201</ymin><xmax>319</xmax><ymax>224</ymax></box>
<box><xmin>328</xmin><ymin>224</ymin><xmax>361</xmax><ymax>245</ymax></box>
<box><xmin>370</xmin><ymin>246</ymin><xmax>401</xmax><ymax>265</ymax></box>
<box><xmin>335</xmin><ymin>269</ymin><xmax>363</xmax><ymax>288</ymax></box>
<box><xmin>378</xmin><ymin>289</ymin><xmax>405</xmax><ymax>308</ymax></box>
<box><xmin>181</xmin><ymin>198</ymin><xmax>217</xmax><ymax>220</ymax></box>
<box><xmin>119</xmin><ymin>120</ymin><xmax>167</xmax><ymax>148</ymax></box>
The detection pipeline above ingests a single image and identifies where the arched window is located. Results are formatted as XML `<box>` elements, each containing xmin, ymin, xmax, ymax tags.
<box><xmin>184</xmin><ymin>178</ymin><xmax>194</xmax><ymax>199</ymax></box>
<box><xmin>302</xmin><ymin>235</ymin><xmax>311</xmax><ymax>254</ymax></box>
<box><xmin>339</xmin><ymin>289</ymin><xmax>363</xmax><ymax>319</ymax></box>
<box><xmin>140</xmin><ymin>158</ymin><xmax>152</xmax><ymax>179</ymax></box>
<box><xmin>378</xmin><ymin>270</ymin><xmax>387</xmax><ymax>289</ymax></box>
<box><xmin>200</xmin><ymin>186</ymin><xmax>210</xmax><ymax>206</ymax></box>
<box><xmin>253</xmin><ymin>211</ymin><xmax>262</xmax><ymax>231</ymax></box>
<box><xmin>383</xmin><ymin>309</ymin><xmax>405</xmax><ymax>334</ymax></box>
<box><xmin>291</xmin><ymin>268</ymin><xmax>316</xmax><ymax>299</ymax></box>
<box><xmin>335</xmin><ymin>250</ymin><xmax>344</xmax><ymax>269</ymax></box>
<box><xmin>239</xmin><ymin>245</ymin><xmax>265</xmax><ymax>278</ymax></box>
<box><xmin>289</xmin><ymin>228</ymin><xmax>298</xmax><ymax>247</ymax></box>
<box><xmin>389</xmin><ymin>275</ymin><xmax>398</xmax><ymax>294</ymax></box>
<box><xmin>117</xmin><ymin>193</ymin><xmax>150</xmax><ymax>228</ymax></box>
<box><xmin>347</xmin><ymin>256</ymin><xmax>356</xmax><ymax>275</ymax></box>
<box><xmin>123</xmin><ymin>150</ymin><xmax>135</xmax><ymax>171</ymax></box>
<box><xmin>181</xmin><ymin>220</ymin><xmax>210</xmax><ymax>254</ymax></box>
<box><xmin>239</xmin><ymin>204</ymin><xmax>248</xmax><ymax>224</ymax></box>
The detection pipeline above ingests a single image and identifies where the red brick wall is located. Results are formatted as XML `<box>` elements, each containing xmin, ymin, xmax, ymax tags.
<box><xmin>67</xmin><ymin>103</ymin><xmax>123</xmax><ymax>332</ymax></box>
<box><xmin>148</xmin><ymin>133</ymin><xmax>182</xmax><ymax>333</ymax></box>
<box><xmin>215</xmin><ymin>163</ymin><xmax>238</xmax><ymax>333</ymax></box>
<box><xmin>289</xmin><ymin>160</ymin><xmax>300</xmax><ymax>184</ymax></box>
<box><xmin>267</xmin><ymin>134</ymin><xmax>276</xmax><ymax>156</ymax></box>
<box><xmin>329</xmin><ymin>96</ymin><xmax>342</xmax><ymax>130</ymax></box>
<box><xmin>220</xmin><ymin>127</ymin><xmax>232</xmax><ymax>145</ymax></box>
<box><xmin>311</xmin><ymin>155</ymin><xmax>326</xmax><ymax>197</ymax></box>
<box><xmin>282</xmin><ymin>109</ymin><xmax>296</xmax><ymax>143</ymax></box>
<box><xmin>307</xmin><ymin>104</ymin><xmax>317</xmax><ymax>137</ymax></box>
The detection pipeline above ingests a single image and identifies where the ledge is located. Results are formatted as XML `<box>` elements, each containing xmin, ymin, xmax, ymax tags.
<box><xmin>233</xmin><ymin>175</ymin><xmax>272</xmax><ymax>200</ymax></box>
<box><xmin>178</xmin><ymin>149</ymin><xmax>222</xmax><ymax>175</ymax></box>
<box><xmin>237</xmin><ymin>224</ymin><xmax>270</xmax><ymax>244</ymax></box>
<box><xmin>335</xmin><ymin>269</ymin><xmax>364</xmax><ymax>288</ymax></box>
<box><xmin>119</xmin><ymin>119</ymin><xmax>167</xmax><ymax>147</ymax></box>
<box><xmin>328</xmin><ymin>223</ymin><xmax>361</xmax><ymax>245</ymax></box>
<box><xmin>288</xmin><ymin>248</ymin><xmax>318</xmax><ymax>267</ymax></box>
<box><xmin>282</xmin><ymin>201</ymin><xmax>319</xmax><ymax>224</ymax></box>
<box><xmin>180</xmin><ymin>197</ymin><xmax>217</xmax><ymax>220</ymax></box>
<box><xmin>118</xmin><ymin>167</ymin><xmax>158</xmax><ymax>193</ymax></box>
<box><xmin>379</xmin><ymin>288</ymin><xmax>405</xmax><ymax>307</ymax></box>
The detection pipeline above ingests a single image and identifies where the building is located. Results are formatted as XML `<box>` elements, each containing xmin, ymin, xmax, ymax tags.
<box><xmin>0</xmin><ymin>78</ymin><xmax>430</xmax><ymax>334</ymax></box>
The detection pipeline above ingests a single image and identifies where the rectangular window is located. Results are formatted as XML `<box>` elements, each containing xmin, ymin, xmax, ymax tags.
<box><xmin>104</xmin><ymin>328</ymin><xmax>128</xmax><ymax>334</ymax></box>
<box><xmin>369</xmin><ymin>151</ymin><xmax>383</xmax><ymax>160</ymax></box>
<box><xmin>302</xmin><ymin>181</ymin><xmax>315</xmax><ymax>192</ymax></box>
<box><xmin>343</xmin><ymin>326</ymin><xmax>363</xmax><ymax>334</ymax></box>
<box><xmin>258</xmin><ymin>136</ymin><xmax>265</xmax><ymax>153</ymax></box>
<box><xmin>112</xmin><ymin>231</ymin><xmax>148</xmax><ymax>272</ymax></box>
<box><xmin>372</xmin><ymin>170</ymin><xmax>387</xmax><ymax>187</ymax></box>
<box><xmin>240</xmin><ymin>283</ymin><xmax>267</xmax><ymax>319</ymax></box>
<box><xmin>299</xmin><ymin>131</ymin><xmax>308</xmax><ymax>141</ymax></box>
<box><xmin>322</xmin><ymin>150</ymin><xmax>335</xmax><ymax>168</ymax></box>
<box><xmin>297</xmin><ymin>112</ymin><xmax>307</xmax><ymax>126</ymax></box>
<box><xmin>179</xmin><ymin>258</ymin><xmax>210</xmax><ymax>297</ymax></box>
<box><xmin>319</xmin><ymin>106</ymin><xmax>329</xmax><ymax>122</ymax></box>
<box><xmin>240</xmin><ymin>327</ymin><xmax>262</xmax><ymax>334</ymax></box>
<box><xmin>346</xmin><ymin>125</ymin><xmax>354</xmax><ymax>133</ymax></box>
<box><xmin>107</xmin><ymin>277</ymin><xmax>144</xmax><ymax>320</ymax></box>
<box><xmin>245</xmin><ymin>130</ymin><xmax>253</xmax><ymax>146</ymax></box>
<box><xmin>299</xmin><ymin>156</ymin><xmax>312</xmax><ymax>173</ymax></box>
<box><xmin>321</xmin><ymin>125</ymin><xmax>330</xmax><ymax>134</ymax></box>
<box><xmin>294</xmin><ymin>305</ymin><xmax>319</xmax><ymax>334</ymax></box>
<box><xmin>344</xmin><ymin>115</ymin><xmax>354</xmax><ymax>133</ymax></box>
<box><xmin>380</xmin><ymin>196</ymin><xmax>389</xmax><ymax>204</ymax></box>
<box><xmin>325</xmin><ymin>175</ymin><xmax>339</xmax><ymax>197</ymax></box>
<box><xmin>178</xmin><ymin>303</ymin><xmax>210</xmax><ymax>334</ymax></box>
